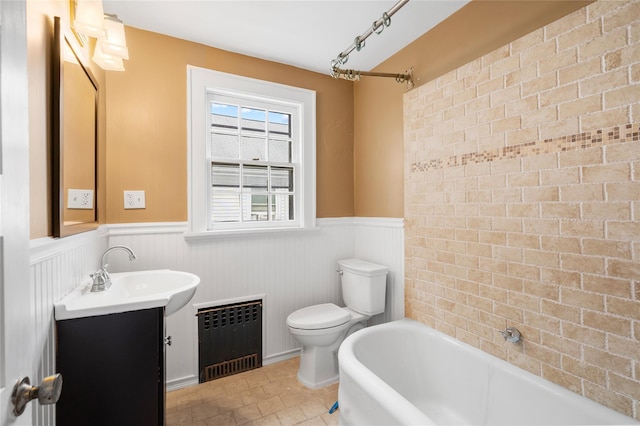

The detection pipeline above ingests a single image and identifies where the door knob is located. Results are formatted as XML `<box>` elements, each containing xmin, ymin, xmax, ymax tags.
<box><xmin>11</xmin><ymin>374</ymin><xmax>63</xmax><ymax>416</ymax></box>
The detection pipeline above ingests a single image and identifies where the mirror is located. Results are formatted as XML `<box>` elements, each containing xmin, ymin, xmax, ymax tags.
<box><xmin>52</xmin><ymin>16</ymin><xmax>98</xmax><ymax>237</ymax></box>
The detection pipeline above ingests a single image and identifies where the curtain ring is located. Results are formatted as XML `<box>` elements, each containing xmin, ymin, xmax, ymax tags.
<box><xmin>383</xmin><ymin>12</ymin><xmax>391</xmax><ymax>27</ymax></box>
<box><xmin>354</xmin><ymin>36</ymin><xmax>365</xmax><ymax>52</ymax></box>
<box><xmin>373</xmin><ymin>20</ymin><xmax>384</xmax><ymax>35</ymax></box>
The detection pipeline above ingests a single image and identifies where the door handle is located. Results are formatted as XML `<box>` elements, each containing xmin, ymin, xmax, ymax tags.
<box><xmin>11</xmin><ymin>374</ymin><xmax>63</xmax><ymax>416</ymax></box>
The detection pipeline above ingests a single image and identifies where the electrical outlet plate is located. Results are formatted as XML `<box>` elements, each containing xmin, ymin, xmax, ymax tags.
<box><xmin>67</xmin><ymin>189</ymin><xmax>94</xmax><ymax>209</ymax></box>
<box><xmin>124</xmin><ymin>190</ymin><xmax>145</xmax><ymax>209</ymax></box>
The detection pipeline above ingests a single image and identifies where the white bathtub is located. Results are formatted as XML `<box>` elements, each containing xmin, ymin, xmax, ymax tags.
<box><xmin>338</xmin><ymin>318</ymin><xmax>638</xmax><ymax>426</ymax></box>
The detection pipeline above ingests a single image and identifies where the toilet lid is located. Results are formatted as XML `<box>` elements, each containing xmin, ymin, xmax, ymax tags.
<box><xmin>287</xmin><ymin>303</ymin><xmax>351</xmax><ymax>330</ymax></box>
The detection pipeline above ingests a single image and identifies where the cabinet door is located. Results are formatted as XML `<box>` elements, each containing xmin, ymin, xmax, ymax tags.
<box><xmin>56</xmin><ymin>308</ymin><xmax>164</xmax><ymax>425</ymax></box>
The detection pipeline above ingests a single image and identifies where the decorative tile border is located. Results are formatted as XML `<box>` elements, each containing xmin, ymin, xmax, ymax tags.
<box><xmin>411</xmin><ymin>123</ymin><xmax>640</xmax><ymax>173</ymax></box>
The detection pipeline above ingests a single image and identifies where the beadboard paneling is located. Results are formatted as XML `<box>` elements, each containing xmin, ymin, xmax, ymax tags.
<box><xmin>29</xmin><ymin>230</ymin><xmax>108</xmax><ymax>425</ymax></box>
<box><xmin>29</xmin><ymin>219</ymin><xmax>403</xmax><ymax>404</ymax></box>
<box><xmin>106</xmin><ymin>218</ymin><xmax>404</xmax><ymax>389</ymax></box>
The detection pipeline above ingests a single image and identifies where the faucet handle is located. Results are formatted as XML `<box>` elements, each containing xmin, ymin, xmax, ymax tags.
<box><xmin>90</xmin><ymin>270</ymin><xmax>109</xmax><ymax>292</ymax></box>
<box><xmin>501</xmin><ymin>327</ymin><xmax>521</xmax><ymax>343</ymax></box>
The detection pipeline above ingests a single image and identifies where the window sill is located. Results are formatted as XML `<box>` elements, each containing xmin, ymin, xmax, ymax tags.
<box><xmin>183</xmin><ymin>225</ymin><xmax>319</xmax><ymax>241</ymax></box>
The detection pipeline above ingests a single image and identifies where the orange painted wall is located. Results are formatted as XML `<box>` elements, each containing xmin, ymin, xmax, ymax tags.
<box><xmin>28</xmin><ymin>0</ymin><xmax>107</xmax><ymax>238</ymax></box>
<box><xmin>105</xmin><ymin>27</ymin><xmax>354</xmax><ymax>224</ymax></box>
<box><xmin>28</xmin><ymin>1</ymin><xmax>594</xmax><ymax>236</ymax></box>
<box><xmin>353</xmin><ymin>0</ymin><xmax>592</xmax><ymax>218</ymax></box>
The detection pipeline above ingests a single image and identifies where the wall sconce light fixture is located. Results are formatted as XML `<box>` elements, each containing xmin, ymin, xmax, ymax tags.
<box><xmin>72</xmin><ymin>0</ymin><xmax>106</xmax><ymax>40</ymax></box>
<box><xmin>72</xmin><ymin>0</ymin><xmax>129</xmax><ymax>71</ymax></box>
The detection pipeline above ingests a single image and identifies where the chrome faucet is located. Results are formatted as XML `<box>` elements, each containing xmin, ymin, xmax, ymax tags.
<box><xmin>90</xmin><ymin>245</ymin><xmax>137</xmax><ymax>292</ymax></box>
<box><xmin>501</xmin><ymin>326</ymin><xmax>521</xmax><ymax>344</ymax></box>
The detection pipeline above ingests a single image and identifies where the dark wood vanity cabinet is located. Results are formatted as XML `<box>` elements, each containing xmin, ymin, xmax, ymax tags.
<box><xmin>56</xmin><ymin>307</ymin><xmax>165</xmax><ymax>426</ymax></box>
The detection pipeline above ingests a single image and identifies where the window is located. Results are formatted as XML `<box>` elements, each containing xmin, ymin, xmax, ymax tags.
<box><xmin>187</xmin><ymin>66</ymin><xmax>316</xmax><ymax>236</ymax></box>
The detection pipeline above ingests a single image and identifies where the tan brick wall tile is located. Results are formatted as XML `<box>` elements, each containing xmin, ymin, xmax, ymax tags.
<box><xmin>522</xmin><ymin>105</ymin><xmax>558</xmax><ymax>128</ymax></box>
<box><xmin>606</xmin><ymin>179</ymin><xmax>640</xmax><ymax>200</ymax></box>
<box><xmin>607</xmin><ymin>297</ymin><xmax>640</xmax><ymax>321</ymax></box>
<box><xmin>541</xmin><ymin>203</ymin><xmax>581</xmax><ymax>219</ymax></box>
<box><xmin>562</xmin><ymin>219</ymin><xmax>605</xmax><ymax>238</ymax></box>
<box><xmin>609</xmin><ymin>373</ymin><xmax>640</xmax><ymax>400</ymax></box>
<box><xmin>605</xmin><ymin>85</ymin><xmax>640</xmax><ymax>110</ymax></box>
<box><xmin>582</xmin><ymin>274</ymin><xmax>632</xmax><ymax>298</ymax></box>
<box><xmin>540</xmin><ymin>235</ymin><xmax>581</xmax><ymax>253</ymax></box>
<box><xmin>561</xmin><ymin>287</ymin><xmax>605</xmax><ymax>311</ymax></box>
<box><xmin>603</xmin><ymin>0</ymin><xmax>640</xmax><ymax>32</ymax></box>
<box><xmin>580</xmin><ymin>26</ymin><xmax>628</xmax><ymax>60</ymax></box>
<box><xmin>587</xmin><ymin>1</ymin><xmax>627</xmax><ymax>21</ymax></box>
<box><xmin>583</xmin><ymin>163</ymin><xmax>631</xmax><ymax>182</ymax></box>
<box><xmin>582</xmin><ymin>201</ymin><xmax>631</xmax><ymax>220</ymax></box>
<box><xmin>558</xmin><ymin>57</ymin><xmax>601</xmax><ymax>86</ymax></box>
<box><xmin>560</xmin><ymin>183</ymin><xmax>605</xmax><ymax>202</ymax></box>
<box><xmin>540</xmin><ymin>117</ymin><xmax>580</xmax><ymax>140</ymax></box>
<box><xmin>608</xmin><ymin>335</ymin><xmax>640</xmax><ymax>360</ymax></box>
<box><xmin>558</xmin><ymin>146</ymin><xmax>603</xmax><ymax>167</ymax></box>
<box><xmin>524</xmin><ymin>341</ymin><xmax>561</xmax><ymax>367</ymax></box>
<box><xmin>580</xmin><ymin>68</ymin><xmax>629</xmax><ymax>98</ymax></box>
<box><xmin>583</xmin><ymin>310</ymin><xmax>632</xmax><ymax>337</ymax></box>
<box><xmin>583</xmin><ymin>346</ymin><xmax>632</xmax><ymax>381</ymax></box>
<box><xmin>562</xmin><ymin>252</ymin><xmax>605</xmax><ymax>273</ymax></box>
<box><xmin>540</xmin><ymin>267</ymin><xmax>581</xmax><ymax>288</ymax></box>
<box><xmin>542</xmin><ymin>364</ymin><xmax>582</xmax><ymax>394</ymax></box>
<box><xmin>405</xmin><ymin>0</ymin><xmax>639</xmax><ymax>417</ymax></box>
<box><xmin>632</xmin><ymin>63</ymin><xmax>640</xmax><ymax>83</ymax></box>
<box><xmin>540</xmin><ymin>83</ymin><xmax>579</xmax><ymax>108</ymax></box>
<box><xmin>524</xmin><ymin>186</ymin><xmax>560</xmax><ymax>202</ymax></box>
<box><xmin>539</xmin><ymin>48</ymin><xmax>578</xmax><ymax>75</ymax></box>
<box><xmin>558</xmin><ymin>94</ymin><xmax>603</xmax><ymax>120</ymax></box>
<box><xmin>522</xmin><ymin>73</ymin><xmax>558</xmax><ymax>97</ymax></box>
<box><xmin>491</xmin><ymin>55</ymin><xmax>521</xmax><ymax>79</ymax></box>
<box><xmin>561</xmin><ymin>322</ymin><xmax>606</xmax><ymax>349</ymax></box>
<box><xmin>606</xmin><ymin>141</ymin><xmax>640</xmax><ymax>163</ymax></box>
<box><xmin>523</xmin><ymin>218</ymin><xmax>560</xmax><ymax>236</ymax></box>
<box><xmin>557</xmin><ymin>19</ymin><xmax>602</xmax><ymax>52</ymax></box>
<box><xmin>608</xmin><ymin>259</ymin><xmax>640</xmax><ymax>280</ymax></box>
<box><xmin>583</xmin><ymin>238</ymin><xmax>632</xmax><ymax>259</ymax></box>
<box><xmin>561</xmin><ymin>354</ymin><xmax>607</xmax><ymax>385</ymax></box>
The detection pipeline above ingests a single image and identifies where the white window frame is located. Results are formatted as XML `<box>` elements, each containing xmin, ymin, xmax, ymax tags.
<box><xmin>186</xmin><ymin>65</ymin><xmax>316</xmax><ymax>238</ymax></box>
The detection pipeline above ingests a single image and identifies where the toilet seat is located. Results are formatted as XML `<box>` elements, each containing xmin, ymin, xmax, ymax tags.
<box><xmin>287</xmin><ymin>303</ymin><xmax>351</xmax><ymax>330</ymax></box>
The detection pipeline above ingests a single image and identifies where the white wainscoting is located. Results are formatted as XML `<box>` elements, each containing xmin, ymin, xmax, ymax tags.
<box><xmin>29</xmin><ymin>229</ymin><xmax>108</xmax><ymax>425</ymax></box>
<box><xmin>106</xmin><ymin>218</ymin><xmax>404</xmax><ymax>390</ymax></box>
<box><xmin>29</xmin><ymin>218</ymin><xmax>403</xmax><ymax>406</ymax></box>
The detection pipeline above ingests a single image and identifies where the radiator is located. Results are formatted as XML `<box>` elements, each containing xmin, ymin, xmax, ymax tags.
<box><xmin>197</xmin><ymin>299</ymin><xmax>262</xmax><ymax>382</ymax></box>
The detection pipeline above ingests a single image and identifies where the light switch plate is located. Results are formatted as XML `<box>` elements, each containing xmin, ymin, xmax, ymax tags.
<box><xmin>68</xmin><ymin>189</ymin><xmax>94</xmax><ymax>209</ymax></box>
<box><xmin>124</xmin><ymin>190</ymin><xmax>145</xmax><ymax>209</ymax></box>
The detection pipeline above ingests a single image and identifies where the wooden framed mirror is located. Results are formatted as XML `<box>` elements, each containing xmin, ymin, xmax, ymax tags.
<box><xmin>52</xmin><ymin>16</ymin><xmax>99</xmax><ymax>237</ymax></box>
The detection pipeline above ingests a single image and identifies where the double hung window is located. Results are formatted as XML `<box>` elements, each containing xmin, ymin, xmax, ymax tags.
<box><xmin>187</xmin><ymin>66</ymin><xmax>316</xmax><ymax>236</ymax></box>
<box><xmin>208</xmin><ymin>94</ymin><xmax>296</xmax><ymax>226</ymax></box>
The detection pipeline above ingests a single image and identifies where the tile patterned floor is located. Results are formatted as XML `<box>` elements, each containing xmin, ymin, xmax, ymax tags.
<box><xmin>166</xmin><ymin>357</ymin><xmax>340</xmax><ymax>425</ymax></box>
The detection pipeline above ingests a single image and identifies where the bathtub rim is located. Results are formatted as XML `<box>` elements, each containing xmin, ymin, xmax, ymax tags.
<box><xmin>338</xmin><ymin>317</ymin><xmax>638</xmax><ymax>426</ymax></box>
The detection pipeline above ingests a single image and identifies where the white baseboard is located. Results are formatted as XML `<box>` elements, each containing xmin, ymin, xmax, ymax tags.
<box><xmin>263</xmin><ymin>348</ymin><xmax>300</xmax><ymax>366</ymax></box>
<box><xmin>166</xmin><ymin>375</ymin><xmax>199</xmax><ymax>392</ymax></box>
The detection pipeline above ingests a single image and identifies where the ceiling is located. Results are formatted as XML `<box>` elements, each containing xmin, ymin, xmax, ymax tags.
<box><xmin>102</xmin><ymin>0</ymin><xmax>469</xmax><ymax>76</ymax></box>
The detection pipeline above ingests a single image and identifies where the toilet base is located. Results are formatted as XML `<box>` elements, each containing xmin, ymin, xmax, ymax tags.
<box><xmin>297</xmin><ymin>344</ymin><xmax>339</xmax><ymax>389</ymax></box>
<box><xmin>295</xmin><ymin>321</ymin><xmax>366</xmax><ymax>389</ymax></box>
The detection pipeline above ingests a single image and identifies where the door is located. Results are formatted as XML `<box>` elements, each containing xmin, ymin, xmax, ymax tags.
<box><xmin>0</xmin><ymin>1</ymin><xmax>36</xmax><ymax>425</ymax></box>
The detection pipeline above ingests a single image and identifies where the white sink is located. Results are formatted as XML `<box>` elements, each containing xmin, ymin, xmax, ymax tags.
<box><xmin>54</xmin><ymin>269</ymin><xmax>200</xmax><ymax>320</ymax></box>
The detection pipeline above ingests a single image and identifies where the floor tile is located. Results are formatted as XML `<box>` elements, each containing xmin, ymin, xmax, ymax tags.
<box><xmin>166</xmin><ymin>357</ymin><xmax>340</xmax><ymax>426</ymax></box>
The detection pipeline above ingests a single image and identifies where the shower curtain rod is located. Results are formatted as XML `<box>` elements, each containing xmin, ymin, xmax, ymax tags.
<box><xmin>330</xmin><ymin>0</ymin><xmax>413</xmax><ymax>89</ymax></box>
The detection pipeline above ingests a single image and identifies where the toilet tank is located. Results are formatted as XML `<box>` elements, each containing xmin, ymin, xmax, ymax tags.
<box><xmin>338</xmin><ymin>258</ymin><xmax>388</xmax><ymax>316</ymax></box>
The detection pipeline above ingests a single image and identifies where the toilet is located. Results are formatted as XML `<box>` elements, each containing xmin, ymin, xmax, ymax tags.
<box><xmin>286</xmin><ymin>258</ymin><xmax>388</xmax><ymax>389</ymax></box>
